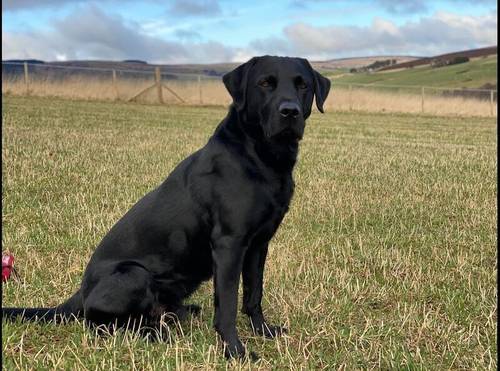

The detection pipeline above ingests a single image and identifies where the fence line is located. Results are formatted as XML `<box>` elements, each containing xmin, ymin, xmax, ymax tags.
<box><xmin>334</xmin><ymin>81</ymin><xmax>497</xmax><ymax>93</ymax></box>
<box><xmin>3</xmin><ymin>61</ymin><xmax>153</xmax><ymax>75</ymax></box>
<box><xmin>23</xmin><ymin>62</ymin><xmax>29</xmax><ymax>95</ymax></box>
<box><xmin>2</xmin><ymin>61</ymin><xmax>497</xmax><ymax>117</ymax></box>
<box><xmin>335</xmin><ymin>82</ymin><xmax>496</xmax><ymax>115</ymax></box>
<box><xmin>3</xmin><ymin>61</ymin><xmax>223</xmax><ymax>104</ymax></box>
<box><xmin>6</xmin><ymin>61</ymin><xmax>495</xmax><ymax>92</ymax></box>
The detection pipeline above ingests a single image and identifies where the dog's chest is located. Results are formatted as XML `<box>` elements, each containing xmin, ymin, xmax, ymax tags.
<box><xmin>253</xmin><ymin>173</ymin><xmax>294</xmax><ymax>240</ymax></box>
<box><xmin>271</xmin><ymin>173</ymin><xmax>294</xmax><ymax>211</ymax></box>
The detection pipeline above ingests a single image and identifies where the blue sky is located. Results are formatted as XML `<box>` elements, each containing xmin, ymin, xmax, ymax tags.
<box><xmin>2</xmin><ymin>0</ymin><xmax>497</xmax><ymax>63</ymax></box>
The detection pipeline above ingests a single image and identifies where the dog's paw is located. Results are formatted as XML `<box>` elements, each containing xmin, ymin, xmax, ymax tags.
<box><xmin>224</xmin><ymin>340</ymin><xmax>246</xmax><ymax>359</ymax></box>
<box><xmin>224</xmin><ymin>346</ymin><xmax>259</xmax><ymax>362</ymax></box>
<box><xmin>254</xmin><ymin>323</ymin><xmax>287</xmax><ymax>338</ymax></box>
<box><xmin>223</xmin><ymin>340</ymin><xmax>259</xmax><ymax>361</ymax></box>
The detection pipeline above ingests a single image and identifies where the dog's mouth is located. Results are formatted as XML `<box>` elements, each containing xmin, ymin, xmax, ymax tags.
<box><xmin>261</xmin><ymin>121</ymin><xmax>303</xmax><ymax>144</ymax></box>
<box><xmin>272</xmin><ymin>127</ymin><xmax>303</xmax><ymax>143</ymax></box>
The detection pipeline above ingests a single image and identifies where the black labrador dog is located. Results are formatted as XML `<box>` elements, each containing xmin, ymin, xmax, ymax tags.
<box><xmin>2</xmin><ymin>56</ymin><xmax>330</xmax><ymax>359</ymax></box>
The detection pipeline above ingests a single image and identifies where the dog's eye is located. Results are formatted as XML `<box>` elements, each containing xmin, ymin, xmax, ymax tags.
<box><xmin>258</xmin><ymin>79</ymin><xmax>271</xmax><ymax>88</ymax></box>
<box><xmin>296</xmin><ymin>78</ymin><xmax>307</xmax><ymax>89</ymax></box>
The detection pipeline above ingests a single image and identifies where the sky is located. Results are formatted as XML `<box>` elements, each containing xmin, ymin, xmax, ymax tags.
<box><xmin>2</xmin><ymin>0</ymin><xmax>497</xmax><ymax>64</ymax></box>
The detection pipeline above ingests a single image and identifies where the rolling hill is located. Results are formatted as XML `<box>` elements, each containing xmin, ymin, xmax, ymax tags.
<box><xmin>332</xmin><ymin>54</ymin><xmax>497</xmax><ymax>90</ymax></box>
<box><xmin>311</xmin><ymin>55</ymin><xmax>420</xmax><ymax>71</ymax></box>
<box><xmin>379</xmin><ymin>45</ymin><xmax>497</xmax><ymax>72</ymax></box>
<box><xmin>1</xmin><ymin>56</ymin><xmax>419</xmax><ymax>78</ymax></box>
<box><xmin>2</xmin><ymin>47</ymin><xmax>497</xmax><ymax>91</ymax></box>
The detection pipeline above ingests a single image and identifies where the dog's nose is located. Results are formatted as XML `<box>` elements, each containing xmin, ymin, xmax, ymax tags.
<box><xmin>279</xmin><ymin>102</ymin><xmax>301</xmax><ymax>118</ymax></box>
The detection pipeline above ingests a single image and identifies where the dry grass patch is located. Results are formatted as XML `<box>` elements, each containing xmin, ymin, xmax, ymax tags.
<box><xmin>328</xmin><ymin>86</ymin><xmax>496</xmax><ymax>117</ymax></box>
<box><xmin>2</xmin><ymin>95</ymin><xmax>497</xmax><ymax>369</ymax></box>
<box><xmin>2</xmin><ymin>75</ymin><xmax>496</xmax><ymax>117</ymax></box>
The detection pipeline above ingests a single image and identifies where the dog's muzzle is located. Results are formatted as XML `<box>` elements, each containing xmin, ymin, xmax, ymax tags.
<box><xmin>279</xmin><ymin>102</ymin><xmax>301</xmax><ymax>118</ymax></box>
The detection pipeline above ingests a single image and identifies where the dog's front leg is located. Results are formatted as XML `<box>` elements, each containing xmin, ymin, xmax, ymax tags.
<box><xmin>242</xmin><ymin>243</ymin><xmax>287</xmax><ymax>338</ymax></box>
<box><xmin>211</xmin><ymin>236</ymin><xmax>250</xmax><ymax>359</ymax></box>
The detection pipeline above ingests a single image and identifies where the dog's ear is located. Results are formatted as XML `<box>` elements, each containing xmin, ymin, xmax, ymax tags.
<box><xmin>223</xmin><ymin>57</ymin><xmax>257</xmax><ymax>110</ymax></box>
<box><xmin>303</xmin><ymin>59</ymin><xmax>331</xmax><ymax>113</ymax></box>
<box><xmin>312</xmin><ymin>69</ymin><xmax>331</xmax><ymax>113</ymax></box>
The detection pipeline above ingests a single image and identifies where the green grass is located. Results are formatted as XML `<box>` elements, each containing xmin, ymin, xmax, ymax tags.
<box><xmin>319</xmin><ymin>68</ymin><xmax>350</xmax><ymax>77</ymax></box>
<box><xmin>2</xmin><ymin>96</ymin><xmax>497</xmax><ymax>369</ymax></box>
<box><xmin>333</xmin><ymin>55</ymin><xmax>497</xmax><ymax>89</ymax></box>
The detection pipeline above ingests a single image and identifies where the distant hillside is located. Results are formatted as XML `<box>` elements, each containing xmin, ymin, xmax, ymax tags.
<box><xmin>312</xmin><ymin>56</ymin><xmax>420</xmax><ymax>71</ymax></box>
<box><xmin>334</xmin><ymin>54</ymin><xmax>497</xmax><ymax>90</ymax></box>
<box><xmin>2</xmin><ymin>47</ymin><xmax>496</xmax><ymax>86</ymax></box>
<box><xmin>2</xmin><ymin>56</ymin><xmax>420</xmax><ymax>79</ymax></box>
<box><xmin>1</xmin><ymin>59</ymin><xmax>236</xmax><ymax>79</ymax></box>
<box><xmin>379</xmin><ymin>46</ymin><xmax>497</xmax><ymax>72</ymax></box>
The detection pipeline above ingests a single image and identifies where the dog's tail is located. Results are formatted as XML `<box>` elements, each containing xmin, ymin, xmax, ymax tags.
<box><xmin>2</xmin><ymin>290</ymin><xmax>84</xmax><ymax>323</ymax></box>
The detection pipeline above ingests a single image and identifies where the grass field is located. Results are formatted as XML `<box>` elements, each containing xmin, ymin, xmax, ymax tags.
<box><xmin>2</xmin><ymin>95</ymin><xmax>497</xmax><ymax>369</ymax></box>
<box><xmin>332</xmin><ymin>55</ymin><xmax>497</xmax><ymax>89</ymax></box>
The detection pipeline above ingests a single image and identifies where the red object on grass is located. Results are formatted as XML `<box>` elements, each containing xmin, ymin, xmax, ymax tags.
<box><xmin>2</xmin><ymin>254</ymin><xmax>15</xmax><ymax>282</ymax></box>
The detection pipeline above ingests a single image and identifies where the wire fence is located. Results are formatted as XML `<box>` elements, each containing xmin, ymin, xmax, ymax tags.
<box><xmin>331</xmin><ymin>82</ymin><xmax>497</xmax><ymax>117</ymax></box>
<box><xmin>2</xmin><ymin>61</ymin><xmax>227</xmax><ymax>106</ymax></box>
<box><xmin>2</xmin><ymin>62</ymin><xmax>497</xmax><ymax>117</ymax></box>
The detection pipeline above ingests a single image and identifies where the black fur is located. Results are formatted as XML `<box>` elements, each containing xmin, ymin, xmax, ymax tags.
<box><xmin>2</xmin><ymin>56</ymin><xmax>331</xmax><ymax>359</ymax></box>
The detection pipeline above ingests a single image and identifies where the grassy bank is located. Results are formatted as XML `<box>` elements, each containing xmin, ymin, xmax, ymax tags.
<box><xmin>2</xmin><ymin>96</ymin><xmax>497</xmax><ymax>369</ymax></box>
<box><xmin>332</xmin><ymin>55</ymin><xmax>497</xmax><ymax>89</ymax></box>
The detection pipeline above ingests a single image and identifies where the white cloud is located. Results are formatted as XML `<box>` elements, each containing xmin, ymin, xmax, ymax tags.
<box><xmin>2</xmin><ymin>5</ymin><xmax>497</xmax><ymax>63</ymax></box>
<box><xmin>250</xmin><ymin>10</ymin><xmax>497</xmax><ymax>59</ymax></box>
<box><xmin>2</xmin><ymin>31</ymin><xmax>62</xmax><ymax>60</ymax></box>
<box><xmin>2</xmin><ymin>5</ymin><xmax>238</xmax><ymax>63</ymax></box>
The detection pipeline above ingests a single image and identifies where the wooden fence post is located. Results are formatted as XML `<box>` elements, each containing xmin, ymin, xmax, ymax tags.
<box><xmin>421</xmin><ymin>86</ymin><xmax>425</xmax><ymax>113</ymax></box>
<box><xmin>127</xmin><ymin>69</ymin><xmax>184</xmax><ymax>104</ymax></box>
<box><xmin>112</xmin><ymin>69</ymin><xmax>118</xmax><ymax>101</ymax></box>
<box><xmin>198</xmin><ymin>75</ymin><xmax>202</xmax><ymax>104</ymax></box>
<box><xmin>490</xmin><ymin>90</ymin><xmax>494</xmax><ymax>117</ymax></box>
<box><xmin>155</xmin><ymin>67</ymin><xmax>163</xmax><ymax>104</ymax></box>
<box><xmin>24</xmin><ymin>62</ymin><xmax>29</xmax><ymax>95</ymax></box>
<box><xmin>349</xmin><ymin>84</ymin><xmax>352</xmax><ymax>111</ymax></box>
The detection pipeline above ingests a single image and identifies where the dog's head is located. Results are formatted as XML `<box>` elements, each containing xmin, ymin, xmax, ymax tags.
<box><xmin>223</xmin><ymin>56</ymin><xmax>330</xmax><ymax>143</ymax></box>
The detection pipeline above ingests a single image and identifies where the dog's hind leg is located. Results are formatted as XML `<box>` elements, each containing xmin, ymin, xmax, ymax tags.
<box><xmin>82</xmin><ymin>262</ymin><xmax>158</xmax><ymax>331</ymax></box>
